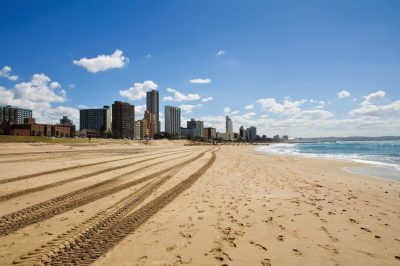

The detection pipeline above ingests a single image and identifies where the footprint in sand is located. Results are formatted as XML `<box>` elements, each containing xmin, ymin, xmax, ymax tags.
<box><xmin>166</xmin><ymin>245</ymin><xmax>177</xmax><ymax>252</ymax></box>
<box><xmin>277</xmin><ymin>235</ymin><xmax>285</xmax><ymax>242</ymax></box>
<box><xmin>292</xmin><ymin>248</ymin><xmax>302</xmax><ymax>256</ymax></box>
<box><xmin>255</xmin><ymin>243</ymin><xmax>268</xmax><ymax>251</ymax></box>
<box><xmin>349</xmin><ymin>218</ymin><xmax>359</xmax><ymax>224</ymax></box>
<box><xmin>180</xmin><ymin>232</ymin><xmax>191</xmax><ymax>239</ymax></box>
<box><xmin>261</xmin><ymin>258</ymin><xmax>272</xmax><ymax>266</ymax></box>
<box><xmin>360</xmin><ymin>227</ymin><xmax>372</xmax><ymax>233</ymax></box>
<box><xmin>136</xmin><ymin>256</ymin><xmax>148</xmax><ymax>266</ymax></box>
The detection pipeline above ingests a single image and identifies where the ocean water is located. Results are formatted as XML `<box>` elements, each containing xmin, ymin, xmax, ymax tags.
<box><xmin>256</xmin><ymin>140</ymin><xmax>400</xmax><ymax>181</ymax></box>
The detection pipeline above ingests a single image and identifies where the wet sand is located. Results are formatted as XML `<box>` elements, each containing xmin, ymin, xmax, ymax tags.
<box><xmin>0</xmin><ymin>142</ymin><xmax>399</xmax><ymax>265</ymax></box>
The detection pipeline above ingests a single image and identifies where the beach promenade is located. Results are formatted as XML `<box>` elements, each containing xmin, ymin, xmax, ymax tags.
<box><xmin>0</xmin><ymin>141</ymin><xmax>399</xmax><ymax>265</ymax></box>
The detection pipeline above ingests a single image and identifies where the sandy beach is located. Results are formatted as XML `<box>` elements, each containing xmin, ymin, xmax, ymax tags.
<box><xmin>0</xmin><ymin>141</ymin><xmax>399</xmax><ymax>265</ymax></box>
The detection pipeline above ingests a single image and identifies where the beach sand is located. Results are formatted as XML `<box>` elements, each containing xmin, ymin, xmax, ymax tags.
<box><xmin>0</xmin><ymin>142</ymin><xmax>399</xmax><ymax>265</ymax></box>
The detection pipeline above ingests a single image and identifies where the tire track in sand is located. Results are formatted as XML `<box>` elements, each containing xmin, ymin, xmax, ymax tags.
<box><xmin>0</xmin><ymin>149</ymin><xmax>208</xmax><ymax>236</ymax></box>
<box><xmin>0</xmin><ymin>149</ymin><xmax>193</xmax><ymax>202</ymax></box>
<box><xmin>11</xmin><ymin>149</ymin><xmax>213</xmax><ymax>265</ymax></box>
<box><xmin>45</xmin><ymin>148</ymin><xmax>217</xmax><ymax>265</ymax></box>
<box><xmin>0</xmin><ymin>148</ymin><xmax>188</xmax><ymax>185</ymax></box>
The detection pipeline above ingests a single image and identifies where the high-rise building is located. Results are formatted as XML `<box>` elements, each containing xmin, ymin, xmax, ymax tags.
<box><xmin>139</xmin><ymin>119</ymin><xmax>149</xmax><ymax>139</ymax></box>
<box><xmin>146</xmin><ymin>90</ymin><xmax>159</xmax><ymax>133</ymax></box>
<box><xmin>239</xmin><ymin>126</ymin><xmax>246</xmax><ymax>140</ymax></box>
<box><xmin>134</xmin><ymin>120</ymin><xmax>141</xmax><ymax>140</ymax></box>
<box><xmin>187</xmin><ymin>118</ymin><xmax>204</xmax><ymax>138</ymax></box>
<box><xmin>112</xmin><ymin>101</ymin><xmax>135</xmax><ymax>139</ymax></box>
<box><xmin>0</xmin><ymin>105</ymin><xmax>32</xmax><ymax>124</ymax></box>
<box><xmin>203</xmin><ymin>127</ymin><xmax>216</xmax><ymax>140</ymax></box>
<box><xmin>144</xmin><ymin>110</ymin><xmax>156</xmax><ymax>139</ymax></box>
<box><xmin>60</xmin><ymin>116</ymin><xmax>73</xmax><ymax>126</ymax></box>
<box><xmin>248</xmin><ymin>126</ymin><xmax>257</xmax><ymax>141</ymax></box>
<box><xmin>80</xmin><ymin>106</ymin><xmax>111</xmax><ymax>133</ymax></box>
<box><xmin>165</xmin><ymin>106</ymin><xmax>181</xmax><ymax>136</ymax></box>
<box><xmin>225</xmin><ymin>116</ymin><xmax>233</xmax><ymax>140</ymax></box>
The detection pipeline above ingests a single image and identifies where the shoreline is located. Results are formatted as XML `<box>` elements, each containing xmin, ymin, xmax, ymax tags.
<box><xmin>344</xmin><ymin>165</ymin><xmax>400</xmax><ymax>183</ymax></box>
<box><xmin>256</xmin><ymin>144</ymin><xmax>400</xmax><ymax>182</ymax></box>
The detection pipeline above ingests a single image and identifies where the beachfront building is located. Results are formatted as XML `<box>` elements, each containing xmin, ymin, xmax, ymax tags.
<box><xmin>53</xmin><ymin>124</ymin><xmax>75</xmax><ymax>138</ymax></box>
<box><xmin>80</xmin><ymin>106</ymin><xmax>112</xmax><ymax>137</ymax></box>
<box><xmin>0</xmin><ymin>105</ymin><xmax>32</xmax><ymax>124</ymax></box>
<box><xmin>216</xmin><ymin>132</ymin><xmax>226</xmax><ymax>140</ymax></box>
<box><xmin>226</xmin><ymin>116</ymin><xmax>233</xmax><ymax>141</ymax></box>
<box><xmin>1</xmin><ymin>115</ymin><xmax>75</xmax><ymax>137</ymax></box>
<box><xmin>203</xmin><ymin>127</ymin><xmax>216</xmax><ymax>140</ymax></box>
<box><xmin>144</xmin><ymin>111</ymin><xmax>156</xmax><ymax>139</ymax></box>
<box><xmin>60</xmin><ymin>116</ymin><xmax>73</xmax><ymax>126</ymax></box>
<box><xmin>146</xmin><ymin>90</ymin><xmax>160</xmax><ymax>133</ymax></box>
<box><xmin>239</xmin><ymin>126</ymin><xmax>246</xmax><ymax>141</ymax></box>
<box><xmin>112</xmin><ymin>101</ymin><xmax>135</xmax><ymax>139</ymax></box>
<box><xmin>165</xmin><ymin>106</ymin><xmax>181</xmax><ymax>137</ymax></box>
<box><xmin>180</xmin><ymin>127</ymin><xmax>189</xmax><ymax>139</ymax></box>
<box><xmin>187</xmin><ymin>118</ymin><xmax>204</xmax><ymax>138</ymax></box>
<box><xmin>138</xmin><ymin>119</ymin><xmax>149</xmax><ymax>139</ymax></box>
<box><xmin>238</xmin><ymin>125</ymin><xmax>257</xmax><ymax>142</ymax></box>
<box><xmin>248</xmin><ymin>126</ymin><xmax>257</xmax><ymax>141</ymax></box>
<box><xmin>134</xmin><ymin>120</ymin><xmax>141</xmax><ymax>140</ymax></box>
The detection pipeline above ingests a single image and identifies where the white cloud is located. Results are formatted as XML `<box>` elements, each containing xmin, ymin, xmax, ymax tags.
<box><xmin>0</xmin><ymin>66</ymin><xmax>18</xmax><ymax>81</ymax></box>
<box><xmin>349</xmin><ymin>100</ymin><xmax>400</xmax><ymax>118</ymax></box>
<box><xmin>223</xmin><ymin>107</ymin><xmax>231</xmax><ymax>113</ymax></box>
<box><xmin>362</xmin><ymin>90</ymin><xmax>385</xmax><ymax>106</ymax></box>
<box><xmin>349</xmin><ymin>91</ymin><xmax>400</xmax><ymax>118</ymax></box>
<box><xmin>0</xmin><ymin>73</ymin><xmax>79</xmax><ymax>125</ymax></box>
<box><xmin>163</xmin><ymin>88</ymin><xmax>201</xmax><ymax>102</ymax></box>
<box><xmin>201</xmin><ymin>96</ymin><xmax>214</xmax><ymax>102</ymax></box>
<box><xmin>13</xmin><ymin>74</ymin><xmax>65</xmax><ymax>103</ymax></box>
<box><xmin>231</xmin><ymin>112</ymin><xmax>256</xmax><ymax>126</ymax></box>
<box><xmin>300</xmin><ymin>109</ymin><xmax>333</xmax><ymax>119</ymax></box>
<box><xmin>337</xmin><ymin>90</ymin><xmax>351</xmax><ymax>98</ymax></box>
<box><xmin>216</xmin><ymin>50</ymin><xmax>226</xmax><ymax>56</ymax></box>
<box><xmin>189</xmin><ymin>78</ymin><xmax>211</xmax><ymax>84</ymax></box>
<box><xmin>179</xmin><ymin>104</ymin><xmax>202</xmax><ymax>113</ymax></box>
<box><xmin>231</xmin><ymin>110</ymin><xmax>240</xmax><ymax>115</ymax></box>
<box><xmin>145</xmin><ymin>54</ymin><xmax>152</xmax><ymax>59</ymax></box>
<box><xmin>78</xmin><ymin>104</ymin><xmax>99</xmax><ymax>109</ymax></box>
<box><xmin>309</xmin><ymin>100</ymin><xmax>325</xmax><ymax>109</ymax></box>
<box><xmin>256</xmin><ymin>97</ymin><xmax>333</xmax><ymax>120</ymax></box>
<box><xmin>50</xmin><ymin>81</ymin><xmax>61</xmax><ymax>89</ymax></box>
<box><xmin>256</xmin><ymin>98</ymin><xmax>304</xmax><ymax>115</ymax></box>
<box><xmin>244</xmin><ymin>104</ymin><xmax>254</xmax><ymax>110</ymax></box>
<box><xmin>199</xmin><ymin>115</ymin><xmax>225</xmax><ymax>130</ymax></box>
<box><xmin>134</xmin><ymin>104</ymin><xmax>146</xmax><ymax>118</ymax></box>
<box><xmin>119</xmin><ymin>80</ymin><xmax>158</xmax><ymax>101</ymax></box>
<box><xmin>73</xmin><ymin>49</ymin><xmax>129</xmax><ymax>73</ymax></box>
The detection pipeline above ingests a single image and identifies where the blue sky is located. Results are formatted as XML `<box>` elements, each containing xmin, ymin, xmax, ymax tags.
<box><xmin>1</xmin><ymin>0</ymin><xmax>399</xmax><ymax>137</ymax></box>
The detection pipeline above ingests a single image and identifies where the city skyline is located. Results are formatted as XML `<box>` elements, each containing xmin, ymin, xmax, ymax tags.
<box><xmin>1</xmin><ymin>1</ymin><xmax>400</xmax><ymax>137</ymax></box>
